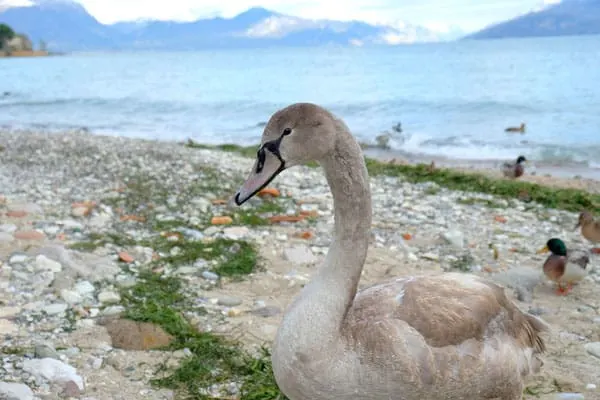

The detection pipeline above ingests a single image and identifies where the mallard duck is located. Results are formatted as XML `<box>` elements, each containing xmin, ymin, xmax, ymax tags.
<box><xmin>502</xmin><ymin>155</ymin><xmax>527</xmax><ymax>179</ymax></box>
<box><xmin>233</xmin><ymin>102</ymin><xmax>548</xmax><ymax>400</ymax></box>
<box><xmin>537</xmin><ymin>238</ymin><xmax>589</xmax><ymax>295</ymax></box>
<box><xmin>575</xmin><ymin>211</ymin><xmax>600</xmax><ymax>250</ymax></box>
<box><xmin>505</xmin><ymin>123</ymin><xmax>526</xmax><ymax>133</ymax></box>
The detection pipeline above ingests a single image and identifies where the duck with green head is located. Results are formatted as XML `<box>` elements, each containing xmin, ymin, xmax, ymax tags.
<box><xmin>537</xmin><ymin>238</ymin><xmax>589</xmax><ymax>295</ymax></box>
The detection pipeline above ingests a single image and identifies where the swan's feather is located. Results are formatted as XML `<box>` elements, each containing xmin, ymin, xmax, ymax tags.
<box><xmin>341</xmin><ymin>273</ymin><xmax>547</xmax><ymax>392</ymax></box>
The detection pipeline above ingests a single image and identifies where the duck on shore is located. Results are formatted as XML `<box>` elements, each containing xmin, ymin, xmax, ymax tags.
<box><xmin>505</xmin><ymin>123</ymin><xmax>526</xmax><ymax>133</ymax></box>
<box><xmin>502</xmin><ymin>155</ymin><xmax>527</xmax><ymax>179</ymax></box>
<box><xmin>575</xmin><ymin>211</ymin><xmax>600</xmax><ymax>250</ymax></box>
<box><xmin>537</xmin><ymin>238</ymin><xmax>589</xmax><ymax>296</ymax></box>
<box><xmin>233</xmin><ymin>102</ymin><xmax>548</xmax><ymax>400</ymax></box>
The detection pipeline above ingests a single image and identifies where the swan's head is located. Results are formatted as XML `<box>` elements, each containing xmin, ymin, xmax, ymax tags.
<box><xmin>234</xmin><ymin>102</ymin><xmax>337</xmax><ymax>206</ymax></box>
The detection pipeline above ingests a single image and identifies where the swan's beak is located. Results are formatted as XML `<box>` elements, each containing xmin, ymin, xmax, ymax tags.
<box><xmin>233</xmin><ymin>147</ymin><xmax>285</xmax><ymax>206</ymax></box>
<box><xmin>536</xmin><ymin>245</ymin><xmax>549</xmax><ymax>254</ymax></box>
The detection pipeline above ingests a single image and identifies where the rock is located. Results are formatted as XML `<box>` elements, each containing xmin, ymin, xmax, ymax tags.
<box><xmin>0</xmin><ymin>232</ymin><xmax>14</xmax><ymax>243</ymax></box>
<box><xmin>201</xmin><ymin>271</ymin><xmax>219</xmax><ymax>281</ymax></box>
<box><xmin>105</xmin><ymin>319</ymin><xmax>174</xmax><ymax>350</ymax></box>
<box><xmin>98</xmin><ymin>291</ymin><xmax>121</xmax><ymax>304</ymax></box>
<box><xmin>74</xmin><ymin>280</ymin><xmax>95</xmax><ymax>296</ymax></box>
<box><xmin>13</xmin><ymin>230</ymin><xmax>45</xmax><ymax>241</ymax></box>
<box><xmin>0</xmin><ymin>318</ymin><xmax>19</xmax><ymax>335</ymax></box>
<box><xmin>217</xmin><ymin>296</ymin><xmax>243</xmax><ymax>307</ymax></box>
<box><xmin>22</xmin><ymin>358</ymin><xmax>84</xmax><ymax>391</ymax></box>
<box><xmin>34</xmin><ymin>343</ymin><xmax>60</xmax><ymax>360</ymax></box>
<box><xmin>43</xmin><ymin>303</ymin><xmax>68</xmax><ymax>315</ymax></box>
<box><xmin>554</xmin><ymin>394</ymin><xmax>584</xmax><ymax>400</ymax></box>
<box><xmin>223</xmin><ymin>226</ymin><xmax>250</xmax><ymax>240</ymax></box>
<box><xmin>250</xmin><ymin>306</ymin><xmax>282</xmax><ymax>318</ymax></box>
<box><xmin>71</xmin><ymin>206</ymin><xmax>89</xmax><ymax>218</ymax></box>
<box><xmin>61</xmin><ymin>380</ymin><xmax>82</xmax><ymax>398</ymax></box>
<box><xmin>9</xmin><ymin>253</ymin><xmax>28</xmax><ymax>264</ymax></box>
<box><xmin>440</xmin><ymin>230</ymin><xmax>465</xmax><ymax>249</ymax></box>
<box><xmin>283</xmin><ymin>245</ymin><xmax>318</xmax><ymax>265</ymax></box>
<box><xmin>0</xmin><ymin>306</ymin><xmax>20</xmax><ymax>318</ymax></box>
<box><xmin>118</xmin><ymin>251</ymin><xmax>134</xmax><ymax>263</ymax></box>
<box><xmin>5</xmin><ymin>210</ymin><xmax>28</xmax><ymax>218</ymax></box>
<box><xmin>0</xmin><ymin>223</ymin><xmax>17</xmax><ymax>233</ymax></box>
<box><xmin>0</xmin><ymin>382</ymin><xmax>34</xmax><ymax>400</ymax></box>
<box><xmin>60</xmin><ymin>289</ymin><xmax>83</xmax><ymax>304</ymax></box>
<box><xmin>584</xmin><ymin>342</ymin><xmax>600</xmax><ymax>359</ymax></box>
<box><xmin>35</xmin><ymin>254</ymin><xmax>63</xmax><ymax>272</ymax></box>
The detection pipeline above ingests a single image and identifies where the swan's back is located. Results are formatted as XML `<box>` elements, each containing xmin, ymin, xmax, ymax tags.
<box><xmin>339</xmin><ymin>273</ymin><xmax>548</xmax><ymax>399</ymax></box>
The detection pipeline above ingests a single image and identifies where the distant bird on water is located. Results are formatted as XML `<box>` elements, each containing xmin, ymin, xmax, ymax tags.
<box><xmin>505</xmin><ymin>122</ymin><xmax>526</xmax><ymax>133</ymax></box>
<box><xmin>502</xmin><ymin>155</ymin><xmax>527</xmax><ymax>179</ymax></box>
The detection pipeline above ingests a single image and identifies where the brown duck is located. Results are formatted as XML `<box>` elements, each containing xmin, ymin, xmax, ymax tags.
<box><xmin>502</xmin><ymin>155</ymin><xmax>527</xmax><ymax>179</ymax></box>
<box><xmin>505</xmin><ymin>123</ymin><xmax>526</xmax><ymax>133</ymax></box>
<box><xmin>537</xmin><ymin>238</ymin><xmax>589</xmax><ymax>295</ymax></box>
<box><xmin>575</xmin><ymin>211</ymin><xmax>600</xmax><ymax>251</ymax></box>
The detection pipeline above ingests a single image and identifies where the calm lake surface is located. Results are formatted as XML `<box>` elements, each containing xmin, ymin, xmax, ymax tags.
<box><xmin>2</xmin><ymin>35</ymin><xmax>600</xmax><ymax>171</ymax></box>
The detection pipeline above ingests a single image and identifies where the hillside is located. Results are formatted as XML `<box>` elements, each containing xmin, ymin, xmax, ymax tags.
<box><xmin>465</xmin><ymin>0</ymin><xmax>600</xmax><ymax>40</ymax></box>
<box><xmin>0</xmin><ymin>1</ymin><xmax>459</xmax><ymax>51</ymax></box>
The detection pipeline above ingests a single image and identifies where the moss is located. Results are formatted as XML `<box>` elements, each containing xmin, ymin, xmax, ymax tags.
<box><xmin>365</xmin><ymin>159</ymin><xmax>600</xmax><ymax>213</ymax></box>
<box><xmin>456</xmin><ymin>197</ymin><xmax>507</xmax><ymax>209</ymax></box>
<box><xmin>232</xmin><ymin>199</ymin><xmax>286</xmax><ymax>226</ymax></box>
<box><xmin>0</xmin><ymin>346</ymin><xmax>28</xmax><ymax>355</ymax></box>
<box><xmin>120</xmin><ymin>270</ymin><xmax>285</xmax><ymax>400</ymax></box>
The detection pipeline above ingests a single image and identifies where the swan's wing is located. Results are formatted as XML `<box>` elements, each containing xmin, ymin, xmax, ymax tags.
<box><xmin>344</xmin><ymin>273</ymin><xmax>547</xmax><ymax>352</ymax></box>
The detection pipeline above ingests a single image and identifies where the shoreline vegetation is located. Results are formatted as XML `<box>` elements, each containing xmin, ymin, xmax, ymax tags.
<box><xmin>184</xmin><ymin>139</ymin><xmax>600</xmax><ymax>214</ymax></box>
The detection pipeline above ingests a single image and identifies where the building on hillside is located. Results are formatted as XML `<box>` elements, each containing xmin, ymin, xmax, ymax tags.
<box><xmin>6</xmin><ymin>33</ymin><xmax>33</xmax><ymax>51</ymax></box>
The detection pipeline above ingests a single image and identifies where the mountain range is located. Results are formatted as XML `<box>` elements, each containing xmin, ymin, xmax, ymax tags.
<box><xmin>464</xmin><ymin>0</ymin><xmax>600</xmax><ymax>40</ymax></box>
<box><xmin>0</xmin><ymin>0</ymin><xmax>463</xmax><ymax>51</ymax></box>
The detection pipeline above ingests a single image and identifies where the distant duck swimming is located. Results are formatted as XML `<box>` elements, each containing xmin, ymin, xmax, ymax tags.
<box><xmin>505</xmin><ymin>123</ymin><xmax>526</xmax><ymax>133</ymax></box>
<box><xmin>537</xmin><ymin>238</ymin><xmax>589</xmax><ymax>295</ymax></box>
<box><xmin>502</xmin><ymin>155</ymin><xmax>527</xmax><ymax>179</ymax></box>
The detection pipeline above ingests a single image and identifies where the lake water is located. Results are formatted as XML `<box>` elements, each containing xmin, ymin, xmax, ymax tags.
<box><xmin>2</xmin><ymin>35</ymin><xmax>600</xmax><ymax>174</ymax></box>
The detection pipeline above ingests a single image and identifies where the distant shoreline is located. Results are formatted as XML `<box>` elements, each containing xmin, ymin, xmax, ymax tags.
<box><xmin>0</xmin><ymin>50</ymin><xmax>65</xmax><ymax>58</ymax></box>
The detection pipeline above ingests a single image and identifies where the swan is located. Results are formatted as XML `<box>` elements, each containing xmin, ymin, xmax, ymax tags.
<box><xmin>233</xmin><ymin>102</ymin><xmax>549</xmax><ymax>400</ymax></box>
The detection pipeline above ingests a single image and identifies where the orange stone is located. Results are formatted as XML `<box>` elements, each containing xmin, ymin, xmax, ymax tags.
<box><xmin>299</xmin><ymin>210</ymin><xmax>319</xmax><ymax>218</ymax></box>
<box><xmin>13</xmin><ymin>230</ymin><xmax>45</xmax><ymax>240</ymax></box>
<box><xmin>211</xmin><ymin>199</ymin><xmax>228</xmax><ymax>205</ymax></box>
<box><xmin>295</xmin><ymin>231</ymin><xmax>314</xmax><ymax>239</ymax></box>
<box><xmin>402</xmin><ymin>233</ymin><xmax>412</xmax><ymax>240</ymax></box>
<box><xmin>494</xmin><ymin>216</ymin><xmax>507</xmax><ymax>223</ymax></box>
<box><xmin>268</xmin><ymin>215</ymin><xmax>305</xmax><ymax>223</ymax></box>
<box><xmin>120</xmin><ymin>215</ymin><xmax>146</xmax><ymax>222</ymax></box>
<box><xmin>211</xmin><ymin>216</ymin><xmax>233</xmax><ymax>225</ymax></box>
<box><xmin>118</xmin><ymin>252</ymin><xmax>134</xmax><ymax>263</ymax></box>
<box><xmin>6</xmin><ymin>210</ymin><xmax>28</xmax><ymax>218</ymax></box>
<box><xmin>258</xmin><ymin>187</ymin><xmax>281</xmax><ymax>198</ymax></box>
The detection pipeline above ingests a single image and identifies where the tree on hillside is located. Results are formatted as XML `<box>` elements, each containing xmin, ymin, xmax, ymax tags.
<box><xmin>0</xmin><ymin>23</ymin><xmax>15</xmax><ymax>50</ymax></box>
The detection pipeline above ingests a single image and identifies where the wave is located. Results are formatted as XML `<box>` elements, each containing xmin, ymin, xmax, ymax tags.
<box><xmin>382</xmin><ymin>130</ymin><xmax>600</xmax><ymax>167</ymax></box>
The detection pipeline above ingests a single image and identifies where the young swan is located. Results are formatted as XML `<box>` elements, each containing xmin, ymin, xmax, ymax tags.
<box><xmin>234</xmin><ymin>103</ymin><xmax>549</xmax><ymax>400</ymax></box>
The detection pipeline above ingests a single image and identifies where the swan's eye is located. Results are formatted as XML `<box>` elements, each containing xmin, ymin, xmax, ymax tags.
<box><xmin>282</xmin><ymin>128</ymin><xmax>292</xmax><ymax>136</ymax></box>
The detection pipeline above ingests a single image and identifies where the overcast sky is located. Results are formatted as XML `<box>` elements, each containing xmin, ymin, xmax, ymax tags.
<box><xmin>2</xmin><ymin>0</ymin><xmax>562</xmax><ymax>32</ymax></box>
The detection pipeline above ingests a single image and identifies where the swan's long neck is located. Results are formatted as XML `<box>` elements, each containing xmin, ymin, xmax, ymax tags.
<box><xmin>284</xmin><ymin>122</ymin><xmax>372</xmax><ymax>339</ymax></box>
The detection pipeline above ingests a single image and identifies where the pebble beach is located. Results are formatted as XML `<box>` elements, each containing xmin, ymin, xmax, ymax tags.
<box><xmin>1</xmin><ymin>128</ymin><xmax>600</xmax><ymax>400</ymax></box>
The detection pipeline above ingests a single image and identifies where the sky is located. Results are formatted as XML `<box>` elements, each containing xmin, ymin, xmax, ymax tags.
<box><xmin>2</xmin><ymin>0</ymin><xmax>562</xmax><ymax>33</ymax></box>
